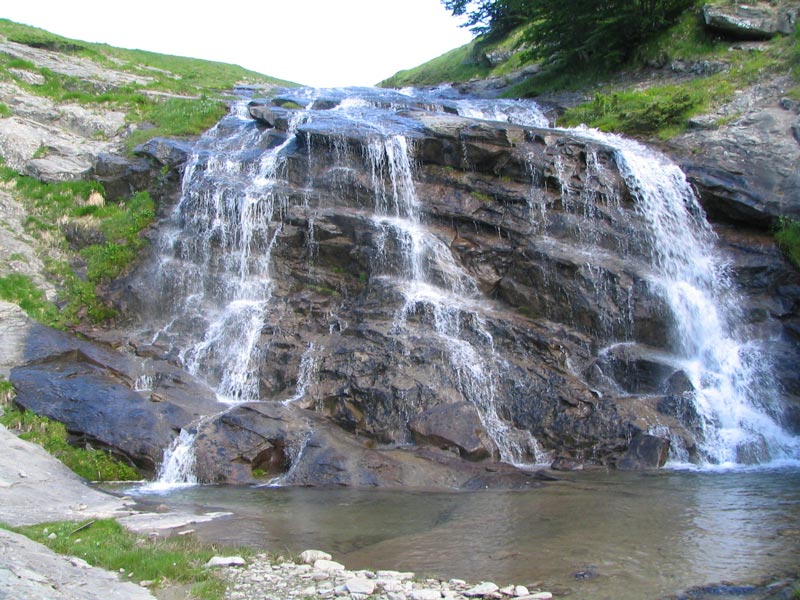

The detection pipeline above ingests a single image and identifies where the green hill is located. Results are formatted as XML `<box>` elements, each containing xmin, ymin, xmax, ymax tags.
<box><xmin>380</xmin><ymin>3</ymin><xmax>799</xmax><ymax>139</ymax></box>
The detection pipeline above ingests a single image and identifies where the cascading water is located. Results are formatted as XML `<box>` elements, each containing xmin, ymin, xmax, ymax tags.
<box><xmin>571</xmin><ymin>128</ymin><xmax>798</xmax><ymax>466</ymax></box>
<box><xmin>363</xmin><ymin>131</ymin><xmax>548</xmax><ymax>465</ymax></box>
<box><xmin>137</xmin><ymin>429</ymin><xmax>198</xmax><ymax>492</ymax></box>
<box><xmin>149</xmin><ymin>99</ymin><xmax>304</xmax><ymax>403</ymax></box>
<box><xmin>135</xmin><ymin>84</ymin><xmax>797</xmax><ymax>481</ymax></box>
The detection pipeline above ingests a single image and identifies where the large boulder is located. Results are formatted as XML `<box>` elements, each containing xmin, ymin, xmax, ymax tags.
<box><xmin>702</xmin><ymin>3</ymin><xmax>798</xmax><ymax>40</ymax></box>
<box><xmin>8</xmin><ymin>322</ymin><xmax>219</xmax><ymax>474</ymax></box>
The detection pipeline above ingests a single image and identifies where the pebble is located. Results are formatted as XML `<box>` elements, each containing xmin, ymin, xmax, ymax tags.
<box><xmin>300</xmin><ymin>549</ymin><xmax>333</xmax><ymax>564</ymax></box>
<box><xmin>206</xmin><ymin>556</ymin><xmax>246</xmax><ymax>568</ymax></box>
<box><xmin>220</xmin><ymin>552</ymin><xmax>552</xmax><ymax>600</ymax></box>
<box><xmin>346</xmin><ymin>578</ymin><xmax>375</xmax><ymax>595</ymax></box>
<box><xmin>465</xmin><ymin>582</ymin><xmax>499</xmax><ymax>597</ymax></box>
<box><xmin>410</xmin><ymin>589</ymin><xmax>443</xmax><ymax>600</ymax></box>
<box><xmin>314</xmin><ymin>559</ymin><xmax>346</xmax><ymax>572</ymax></box>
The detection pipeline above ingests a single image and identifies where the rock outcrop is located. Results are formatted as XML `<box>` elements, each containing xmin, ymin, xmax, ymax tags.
<box><xmin>702</xmin><ymin>3</ymin><xmax>798</xmax><ymax>40</ymax></box>
<box><xmin>669</xmin><ymin>76</ymin><xmax>800</xmax><ymax>228</ymax></box>
<box><xmin>2</xmin><ymin>33</ymin><xmax>798</xmax><ymax>486</ymax></box>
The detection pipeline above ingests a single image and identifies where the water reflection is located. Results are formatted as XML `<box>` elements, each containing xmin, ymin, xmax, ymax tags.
<box><xmin>119</xmin><ymin>469</ymin><xmax>800</xmax><ymax>599</ymax></box>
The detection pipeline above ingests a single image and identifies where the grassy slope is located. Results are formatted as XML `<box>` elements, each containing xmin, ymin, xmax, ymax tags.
<box><xmin>0</xmin><ymin>19</ymin><xmax>299</xmax><ymax>327</ymax></box>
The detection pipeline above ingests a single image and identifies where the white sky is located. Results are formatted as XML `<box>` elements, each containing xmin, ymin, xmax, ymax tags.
<box><xmin>2</xmin><ymin>0</ymin><xmax>474</xmax><ymax>87</ymax></box>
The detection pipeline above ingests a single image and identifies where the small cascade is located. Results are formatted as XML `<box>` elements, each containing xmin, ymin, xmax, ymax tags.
<box><xmin>284</xmin><ymin>342</ymin><xmax>318</xmax><ymax>405</ymax></box>
<box><xmin>137</xmin><ymin>429</ymin><xmax>198</xmax><ymax>492</ymax></box>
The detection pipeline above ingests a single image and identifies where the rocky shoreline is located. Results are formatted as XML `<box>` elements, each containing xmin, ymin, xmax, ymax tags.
<box><xmin>220</xmin><ymin>551</ymin><xmax>552</xmax><ymax>600</ymax></box>
<box><xmin>0</xmin><ymin>417</ymin><xmax>554</xmax><ymax>600</ymax></box>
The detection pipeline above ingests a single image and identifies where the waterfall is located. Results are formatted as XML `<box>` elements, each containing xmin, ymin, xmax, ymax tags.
<box><xmin>567</xmin><ymin>127</ymin><xmax>798</xmax><ymax>467</ymax></box>
<box><xmin>135</xmin><ymin>85</ymin><xmax>796</xmax><ymax>475</ymax></box>
<box><xmin>453</xmin><ymin>101</ymin><xmax>798</xmax><ymax>468</ymax></box>
<box><xmin>136</xmin><ymin>429</ymin><xmax>198</xmax><ymax>492</ymax></box>
<box><xmin>364</xmin><ymin>131</ymin><xmax>547</xmax><ymax>466</ymax></box>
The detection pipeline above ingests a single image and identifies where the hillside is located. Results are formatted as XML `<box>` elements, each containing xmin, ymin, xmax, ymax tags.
<box><xmin>380</xmin><ymin>2</ymin><xmax>800</xmax><ymax>261</ymax></box>
<box><xmin>0</xmin><ymin>19</ymin><xmax>297</xmax><ymax>330</ymax></box>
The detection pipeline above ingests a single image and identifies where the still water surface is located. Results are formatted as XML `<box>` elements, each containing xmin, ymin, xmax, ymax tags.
<box><xmin>124</xmin><ymin>468</ymin><xmax>800</xmax><ymax>599</ymax></box>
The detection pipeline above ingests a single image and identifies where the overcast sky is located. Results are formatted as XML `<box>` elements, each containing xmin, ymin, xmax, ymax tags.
<box><xmin>2</xmin><ymin>0</ymin><xmax>474</xmax><ymax>87</ymax></box>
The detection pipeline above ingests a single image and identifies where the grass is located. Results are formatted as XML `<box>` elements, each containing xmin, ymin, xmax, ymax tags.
<box><xmin>0</xmin><ymin>165</ymin><xmax>155</xmax><ymax>325</ymax></box>
<box><xmin>125</xmin><ymin>95</ymin><xmax>227</xmax><ymax>150</ymax></box>
<box><xmin>4</xmin><ymin>518</ymin><xmax>243</xmax><ymax>599</ymax></box>
<box><xmin>0</xmin><ymin>18</ymin><xmax>298</xmax><ymax>153</ymax></box>
<box><xmin>775</xmin><ymin>218</ymin><xmax>800</xmax><ymax>269</ymax></box>
<box><xmin>0</xmin><ymin>404</ymin><xmax>140</xmax><ymax>481</ymax></box>
<box><xmin>380</xmin><ymin>43</ymin><xmax>491</xmax><ymax>88</ymax></box>
<box><xmin>559</xmin><ymin>84</ymin><xmax>711</xmax><ymax>138</ymax></box>
<box><xmin>556</xmin><ymin>10</ymin><xmax>797</xmax><ymax>137</ymax></box>
<box><xmin>0</xmin><ymin>273</ymin><xmax>59</xmax><ymax>325</ymax></box>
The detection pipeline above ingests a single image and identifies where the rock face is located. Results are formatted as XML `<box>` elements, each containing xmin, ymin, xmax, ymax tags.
<box><xmin>702</xmin><ymin>3</ymin><xmax>798</xmax><ymax>40</ymax></box>
<box><xmin>9</xmin><ymin>319</ymin><xmax>220</xmax><ymax>475</ymax></box>
<box><xmin>670</xmin><ymin>77</ymin><xmax>800</xmax><ymax>228</ymax></box>
<box><xmin>96</xmin><ymin>87</ymin><xmax>797</xmax><ymax>483</ymax></box>
<box><xmin>5</xmin><ymin>82</ymin><xmax>799</xmax><ymax>485</ymax></box>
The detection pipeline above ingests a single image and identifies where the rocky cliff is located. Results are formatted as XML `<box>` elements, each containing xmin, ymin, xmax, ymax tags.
<box><xmin>2</xmin><ymin>22</ymin><xmax>799</xmax><ymax>488</ymax></box>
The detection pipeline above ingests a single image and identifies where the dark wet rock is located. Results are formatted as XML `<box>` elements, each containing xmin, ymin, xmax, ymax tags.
<box><xmin>248</xmin><ymin>103</ymin><xmax>294</xmax><ymax>130</ymax></box>
<box><xmin>12</xmin><ymin>355</ymin><xmax>189</xmax><ymax>473</ymax></box>
<box><xmin>191</xmin><ymin>402</ymin><xmax>545</xmax><ymax>489</ymax></box>
<box><xmin>617</xmin><ymin>433</ymin><xmax>671</xmax><ymax>470</ymax></box>
<box><xmin>133</xmin><ymin>137</ymin><xmax>192</xmax><ymax>168</ymax></box>
<box><xmin>408</xmin><ymin>402</ymin><xmax>497</xmax><ymax>461</ymax></box>
<box><xmin>595</xmin><ymin>344</ymin><xmax>680</xmax><ymax>395</ymax></box>
<box><xmin>8</xmin><ymin>321</ymin><xmax>219</xmax><ymax>475</ymax></box>
<box><xmin>92</xmin><ymin>152</ymin><xmax>160</xmax><ymax>202</ymax></box>
<box><xmin>550</xmin><ymin>457</ymin><xmax>584</xmax><ymax>471</ymax></box>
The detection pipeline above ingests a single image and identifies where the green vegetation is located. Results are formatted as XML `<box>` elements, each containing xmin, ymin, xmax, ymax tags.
<box><xmin>383</xmin><ymin>43</ymin><xmax>491</xmax><ymax>88</ymax></box>
<box><xmin>0</xmin><ymin>165</ymin><xmax>155</xmax><ymax>325</ymax></box>
<box><xmin>0</xmin><ymin>102</ymin><xmax>11</xmax><ymax>117</ymax></box>
<box><xmin>6</xmin><ymin>519</ymin><xmax>242</xmax><ymax>599</ymax></box>
<box><xmin>386</xmin><ymin>2</ymin><xmax>799</xmax><ymax>139</ymax></box>
<box><xmin>0</xmin><ymin>273</ymin><xmax>59</xmax><ymax>325</ymax></box>
<box><xmin>125</xmin><ymin>96</ymin><xmax>227</xmax><ymax>150</ymax></box>
<box><xmin>0</xmin><ymin>18</ymin><xmax>297</xmax><ymax>151</ymax></box>
<box><xmin>558</xmin><ymin>14</ymin><xmax>798</xmax><ymax>137</ymax></box>
<box><xmin>776</xmin><ymin>218</ymin><xmax>800</xmax><ymax>269</ymax></box>
<box><xmin>0</xmin><ymin>405</ymin><xmax>139</xmax><ymax>481</ymax></box>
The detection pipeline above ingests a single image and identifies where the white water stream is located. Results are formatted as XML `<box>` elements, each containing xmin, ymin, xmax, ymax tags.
<box><xmin>142</xmin><ymin>87</ymin><xmax>797</xmax><ymax>488</ymax></box>
<box><xmin>568</xmin><ymin>127</ymin><xmax>799</xmax><ymax>467</ymax></box>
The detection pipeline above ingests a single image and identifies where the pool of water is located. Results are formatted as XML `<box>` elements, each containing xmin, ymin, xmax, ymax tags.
<box><xmin>118</xmin><ymin>468</ymin><xmax>800</xmax><ymax>599</ymax></box>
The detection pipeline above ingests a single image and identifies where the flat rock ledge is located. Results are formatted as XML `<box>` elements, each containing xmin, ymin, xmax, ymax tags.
<box><xmin>223</xmin><ymin>553</ymin><xmax>553</xmax><ymax>600</ymax></box>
